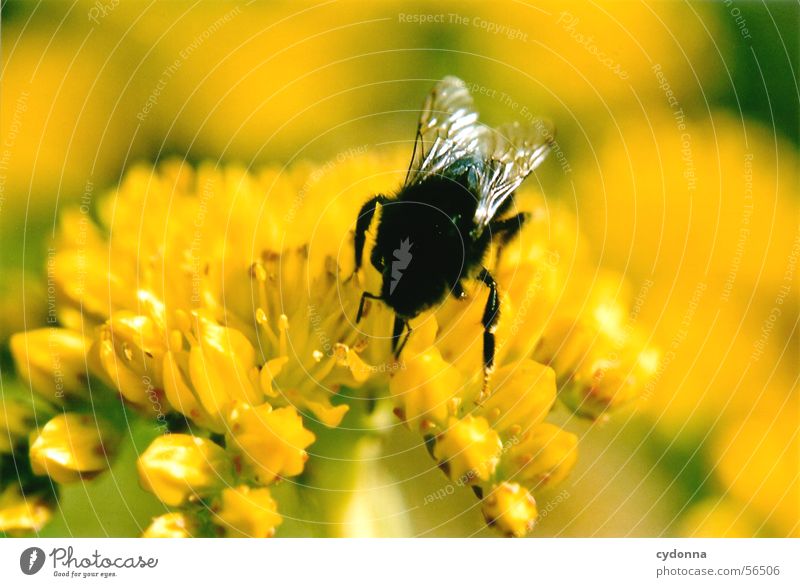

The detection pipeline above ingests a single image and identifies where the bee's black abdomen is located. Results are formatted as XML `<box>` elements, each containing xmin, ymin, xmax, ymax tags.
<box><xmin>372</xmin><ymin>175</ymin><xmax>490</xmax><ymax>319</ymax></box>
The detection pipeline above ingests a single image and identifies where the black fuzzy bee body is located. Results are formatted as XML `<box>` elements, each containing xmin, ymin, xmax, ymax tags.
<box><xmin>353</xmin><ymin>77</ymin><xmax>554</xmax><ymax>395</ymax></box>
<box><xmin>374</xmin><ymin>172</ymin><xmax>488</xmax><ymax>317</ymax></box>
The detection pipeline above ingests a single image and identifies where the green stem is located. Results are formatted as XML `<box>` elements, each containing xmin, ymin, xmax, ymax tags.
<box><xmin>289</xmin><ymin>394</ymin><xmax>410</xmax><ymax>537</ymax></box>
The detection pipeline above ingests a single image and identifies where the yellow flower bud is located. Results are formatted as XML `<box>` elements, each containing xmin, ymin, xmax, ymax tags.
<box><xmin>478</xmin><ymin>360</ymin><xmax>556</xmax><ymax>437</ymax></box>
<box><xmin>502</xmin><ymin>423</ymin><xmax>578</xmax><ymax>489</ymax></box>
<box><xmin>211</xmin><ymin>485</ymin><xmax>282</xmax><ymax>538</ymax></box>
<box><xmin>562</xmin><ymin>347</ymin><xmax>659</xmax><ymax>419</ymax></box>
<box><xmin>142</xmin><ymin>512</ymin><xmax>201</xmax><ymax>538</ymax></box>
<box><xmin>482</xmin><ymin>482</ymin><xmax>538</xmax><ymax>537</ymax></box>
<box><xmin>95</xmin><ymin>313</ymin><xmax>168</xmax><ymax>411</ymax></box>
<box><xmin>433</xmin><ymin>415</ymin><xmax>502</xmax><ymax>484</ymax></box>
<box><xmin>0</xmin><ymin>486</ymin><xmax>54</xmax><ymax>536</ymax></box>
<box><xmin>389</xmin><ymin>347</ymin><xmax>463</xmax><ymax>432</ymax></box>
<box><xmin>10</xmin><ymin>328</ymin><xmax>90</xmax><ymax>404</ymax></box>
<box><xmin>137</xmin><ymin>434</ymin><xmax>233</xmax><ymax>507</ymax></box>
<box><xmin>226</xmin><ymin>402</ymin><xmax>315</xmax><ymax>484</ymax></box>
<box><xmin>29</xmin><ymin>413</ymin><xmax>119</xmax><ymax>483</ymax></box>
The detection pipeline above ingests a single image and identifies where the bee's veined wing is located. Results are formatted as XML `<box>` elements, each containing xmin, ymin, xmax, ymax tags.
<box><xmin>404</xmin><ymin>76</ymin><xmax>485</xmax><ymax>186</ymax></box>
<box><xmin>472</xmin><ymin>120</ymin><xmax>555</xmax><ymax>228</ymax></box>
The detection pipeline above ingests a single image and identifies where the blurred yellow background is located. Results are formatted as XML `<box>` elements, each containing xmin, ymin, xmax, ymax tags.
<box><xmin>1</xmin><ymin>0</ymin><xmax>797</xmax><ymax>537</ymax></box>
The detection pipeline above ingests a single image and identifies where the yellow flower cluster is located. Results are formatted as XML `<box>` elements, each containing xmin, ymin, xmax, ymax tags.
<box><xmin>383</xmin><ymin>203</ymin><xmax>657</xmax><ymax>536</ymax></box>
<box><xmin>5</xmin><ymin>154</ymin><xmax>398</xmax><ymax>536</ymax></box>
<box><xmin>6</xmin><ymin>152</ymin><xmax>657</xmax><ymax>537</ymax></box>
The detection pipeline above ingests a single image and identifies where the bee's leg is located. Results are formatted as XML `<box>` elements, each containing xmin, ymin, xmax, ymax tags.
<box><xmin>356</xmin><ymin>291</ymin><xmax>382</xmax><ymax>323</ymax></box>
<box><xmin>490</xmin><ymin>211</ymin><xmax>530</xmax><ymax>267</ymax></box>
<box><xmin>391</xmin><ymin>315</ymin><xmax>404</xmax><ymax>352</ymax></box>
<box><xmin>477</xmin><ymin>268</ymin><xmax>500</xmax><ymax>402</ymax></box>
<box><xmin>353</xmin><ymin>194</ymin><xmax>388</xmax><ymax>276</ymax></box>
<box><xmin>491</xmin><ymin>211</ymin><xmax>530</xmax><ymax>244</ymax></box>
<box><xmin>391</xmin><ymin>316</ymin><xmax>412</xmax><ymax>358</ymax></box>
<box><xmin>451</xmin><ymin>281</ymin><xmax>467</xmax><ymax>300</ymax></box>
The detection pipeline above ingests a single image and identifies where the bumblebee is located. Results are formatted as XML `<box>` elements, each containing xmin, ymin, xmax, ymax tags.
<box><xmin>353</xmin><ymin>76</ymin><xmax>554</xmax><ymax>395</ymax></box>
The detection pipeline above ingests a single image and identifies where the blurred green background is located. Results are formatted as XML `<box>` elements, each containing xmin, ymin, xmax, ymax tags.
<box><xmin>1</xmin><ymin>0</ymin><xmax>797</xmax><ymax>537</ymax></box>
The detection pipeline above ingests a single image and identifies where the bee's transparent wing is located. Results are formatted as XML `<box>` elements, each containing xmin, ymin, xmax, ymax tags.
<box><xmin>472</xmin><ymin>120</ymin><xmax>554</xmax><ymax>228</ymax></box>
<box><xmin>404</xmin><ymin>76</ymin><xmax>484</xmax><ymax>186</ymax></box>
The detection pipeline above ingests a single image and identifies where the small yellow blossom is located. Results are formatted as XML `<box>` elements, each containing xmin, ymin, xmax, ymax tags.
<box><xmin>142</xmin><ymin>512</ymin><xmax>202</xmax><ymax>538</ymax></box>
<box><xmin>482</xmin><ymin>482</ymin><xmax>538</xmax><ymax>538</ymax></box>
<box><xmin>389</xmin><ymin>347</ymin><xmax>463</xmax><ymax>432</ymax></box>
<box><xmin>188</xmin><ymin>316</ymin><xmax>263</xmax><ymax>414</ymax></box>
<box><xmin>501</xmin><ymin>423</ymin><xmax>578</xmax><ymax>489</ymax></box>
<box><xmin>29</xmin><ymin>413</ymin><xmax>119</xmax><ymax>484</ymax></box>
<box><xmin>477</xmin><ymin>360</ymin><xmax>556</xmax><ymax>438</ymax></box>
<box><xmin>158</xmin><ymin>313</ymin><xmax>263</xmax><ymax>431</ymax></box>
<box><xmin>10</xmin><ymin>329</ymin><xmax>91</xmax><ymax>404</ymax></box>
<box><xmin>137</xmin><ymin>434</ymin><xmax>233</xmax><ymax>507</ymax></box>
<box><xmin>226</xmin><ymin>402</ymin><xmax>315</xmax><ymax>484</ymax></box>
<box><xmin>562</xmin><ymin>346</ymin><xmax>659</xmax><ymax>420</ymax></box>
<box><xmin>94</xmin><ymin>312</ymin><xmax>168</xmax><ymax>410</ymax></box>
<box><xmin>211</xmin><ymin>485</ymin><xmax>282</xmax><ymax>538</ymax></box>
<box><xmin>0</xmin><ymin>486</ymin><xmax>55</xmax><ymax>536</ymax></box>
<box><xmin>433</xmin><ymin>415</ymin><xmax>502</xmax><ymax>484</ymax></box>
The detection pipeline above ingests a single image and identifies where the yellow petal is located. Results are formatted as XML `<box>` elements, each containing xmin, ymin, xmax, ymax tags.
<box><xmin>189</xmin><ymin>318</ymin><xmax>262</xmax><ymax>418</ymax></box>
<box><xmin>226</xmin><ymin>402</ymin><xmax>315</xmax><ymax>484</ymax></box>
<box><xmin>162</xmin><ymin>351</ymin><xmax>223</xmax><ymax>432</ymax></box>
<box><xmin>259</xmin><ymin>356</ymin><xmax>289</xmax><ymax>398</ymax></box>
